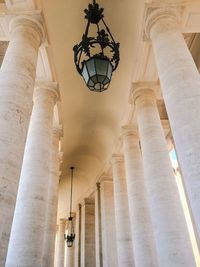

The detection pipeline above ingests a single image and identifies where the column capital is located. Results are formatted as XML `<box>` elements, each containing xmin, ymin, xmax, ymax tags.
<box><xmin>145</xmin><ymin>7</ymin><xmax>181</xmax><ymax>40</ymax></box>
<box><xmin>111</xmin><ymin>154</ymin><xmax>124</xmax><ymax>165</ymax></box>
<box><xmin>34</xmin><ymin>81</ymin><xmax>59</xmax><ymax>103</ymax></box>
<box><xmin>9</xmin><ymin>14</ymin><xmax>45</xmax><ymax>45</ymax></box>
<box><xmin>58</xmin><ymin>152</ymin><xmax>63</xmax><ymax>164</ymax></box>
<box><xmin>83</xmin><ymin>198</ymin><xmax>95</xmax><ymax>206</ymax></box>
<box><xmin>130</xmin><ymin>82</ymin><xmax>158</xmax><ymax>106</ymax></box>
<box><xmin>53</xmin><ymin>125</ymin><xmax>63</xmax><ymax>139</ymax></box>
<box><xmin>99</xmin><ymin>173</ymin><xmax>113</xmax><ymax>183</ymax></box>
<box><xmin>76</xmin><ymin>203</ymin><xmax>82</xmax><ymax>215</ymax></box>
<box><xmin>96</xmin><ymin>182</ymin><xmax>101</xmax><ymax>190</ymax></box>
<box><xmin>67</xmin><ymin>212</ymin><xmax>76</xmax><ymax>219</ymax></box>
<box><xmin>121</xmin><ymin>125</ymin><xmax>138</xmax><ymax>138</ymax></box>
<box><xmin>74</xmin><ymin>203</ymin><xmax>83</xmax><ymax>215</ymax></box>
<box><xmin>59</xmin><ymin>171</ymin><xmax>62</xmax><ymax>181</ymax></box>
<box><xmin>59</xmin><ymin>218</ymin><xmax>67</xmax><ymax>225</ymax></box>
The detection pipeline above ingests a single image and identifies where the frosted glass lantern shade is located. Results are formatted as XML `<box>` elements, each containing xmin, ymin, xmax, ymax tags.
<box><xmin>82</xmin><ymin>57</ymin><xmax>113</xmax><ymax>92</ymax></box>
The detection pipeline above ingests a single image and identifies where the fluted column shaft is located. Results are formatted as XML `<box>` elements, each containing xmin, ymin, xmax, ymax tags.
<box><xmin>0</xmin><ymin>16</ymin><xmax>44</xmax><ymax>265</ymax></box>
<box><xmin>133</xmin><ymin>87</ymin><xmax>195</xmax><ymax>267</ymax></box>
<box><xmin>100</xmin><ymin>177</ymin><xmax>118</xmax><ymax>267</ymax></box>
<box><xmin>146</xmin><ymin>8</ymin><xmax>200</xmax><ymax>243</ymax></box>
<box><xmin>57</xmin><ymin>219</ymin><xmax>67</xmax><ymax>267</ymax></box>
<box><xmin>6</xmin><ymin>82</ymin><xmax>58</xmax><ymax>267</ymax></box>
<box><xmin>122</xmin><ymin>126</ymin><xmax>158</xmax><ymax>267</ymax></box>
<box><xmin>42</xmin><ymin>127</ymin><xmax>63</xmax><ymax>267</ymax></box>
<box><xmin>111</xmin><ymin>155</ymin><xmax>134</xmax><ymax>267</ymax></box>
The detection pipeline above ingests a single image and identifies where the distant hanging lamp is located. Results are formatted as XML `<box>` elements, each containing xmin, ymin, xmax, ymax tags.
<box><xmin>73</xmin><ymin>0</ymin><xmax>120</xmax><ymax>92</ymax></box>
<box><xmin>64</xmin><ymin>167</ymin><xmax>75</xmax><ymax>247</ymax></box>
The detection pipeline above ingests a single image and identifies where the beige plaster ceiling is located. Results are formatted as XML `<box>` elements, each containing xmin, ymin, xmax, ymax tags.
<box><xmin>38</xmin><ymin>0</ymin><xmax>145</xmax><ymax>191</ymax></box>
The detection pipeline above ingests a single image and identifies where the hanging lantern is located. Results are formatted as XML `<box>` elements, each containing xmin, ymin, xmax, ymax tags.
<box><xmin>64</xmin><ymin>216</ymin><xmax>75</xmax><ymax>248</ymax></box>
<box><xmin>73</xmin><ymin>0</ymin><xmax>120</xmax><ymax>92</ymax></box>
<box><xmin>64</xmin><ymin>167</ymin><xmax>75</xmax><ymax>247</ymax></box>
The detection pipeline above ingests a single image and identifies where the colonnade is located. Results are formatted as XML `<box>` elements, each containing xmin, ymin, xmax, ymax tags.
<box><xmin>146</xmin><ymin>8</ymin><xmax>200</xmax><ymax>246</ymax></box>
<box><xmin>0</xmin><ymin>13</ymin><xmax>63</xmax><ymax>267</ymax></box>
<box><xmin>0</xmin><ymin>15</ymin><xmax>45</xmax><ymax>266</ymax></box>
<box><xmin>0</xmin><ymin>4</ymin><xmax>200</xmax><ymax>267</ymax></box>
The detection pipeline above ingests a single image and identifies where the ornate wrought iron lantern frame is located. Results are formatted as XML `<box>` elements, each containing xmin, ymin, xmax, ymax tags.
<box><xmin>73</xmin><ymin>0</ymin><xmax>120</xmax><ymax>92</ymax></box>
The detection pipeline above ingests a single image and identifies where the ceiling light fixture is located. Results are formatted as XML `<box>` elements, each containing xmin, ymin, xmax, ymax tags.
<box><xmin>73</xmin><ymin>0</ymin><xmax>120</xmax><ymax>92</ymax></box>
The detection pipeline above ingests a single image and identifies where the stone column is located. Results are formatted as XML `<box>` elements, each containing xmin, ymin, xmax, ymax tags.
<box><xmin>95</xmin><ymin>183</ymin><xmax>103</xmax><ymax>267</ymax></box>
<box><xmin>57</xmin><ymin>219</ymin><xmax>67</xmax><ymax>267</ymax></box>
<box><xmin>6</xmin><ymin>82</ymin><xmax>58</xmax><ymax>267</ymax></box>
<box><xmin>132</xmin><ymin>85</ymin><xmax>195</xmax><ymax>267</ymax></box>
<box><xmin>66</xmin><ymin>246</ymin><xmax>75</xmax><ymax>267</ymax></box>
<box><xmin>54</xmin><ymin>225</ymin><xmax>59</xmax><ymax>267</ymax></box>
<box><xmin>81</xmin><ymin>198</ymin><xmax>96</xmax><ymax>267</ymax></box>
<box><xmin>111</xmin><ymin>154</ymin><xmax>134</xmax><ymax>267</ymax></box>
<box><xmin>100</xmin><ymin>176</ymin><xmax>118</xmax><ymax>267</ymax></box>
<box><xmin>73</xmin><ymin>204</ymin><xmax>82</xmax><ymax>267</ymax></box>
<box><xmin>0</xmin><ymin>15</ymin><xmax>44</xmax><ymax>265</ymax></box>
<box><xmin>145</xmin><ymin>8</ymin><xmax>200</xmax><ymax>243</ymax></box>
<box><xmin>42</xmin><ymin>127</ymin><xmax>63</xmax><ymax>267</ymax></box>
<box><xmin>74</xmin><ymin>204</ymin><xmax>82</xmax><ymax>267</ymax></box>
<box><xmin>122</xmin><ymin>125</ymin><xmax>158</xmax><ymax>267</ymax></box>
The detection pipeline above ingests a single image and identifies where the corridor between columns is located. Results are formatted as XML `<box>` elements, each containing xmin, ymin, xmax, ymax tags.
<box><xmin>0</xmin><ymin>1</ymin><xmax>200</xmax><ymax>267</ymax></box>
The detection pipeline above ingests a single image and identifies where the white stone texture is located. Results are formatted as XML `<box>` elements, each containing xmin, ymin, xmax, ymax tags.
<box><xmin>122</xmin><ymin>125</ymin><xmax>158</xmax><ymax>267</ymax></box>
<box><xmin>133</xmin><ymin>87</ymin><xmax>196</xmax><ymax>267</ymax></box>
<box><xmin>5</xmin><ymin>82</ymin><xmax>58</xmax><ymax>267</ymax></box>
<box><xmin>111</xmin><ymin>155</ymin><xmax>135</xmax><ymax>267</ymax></box>
<box><xmin>74</xmin><ymin>205</ymin><xmax>81</xmax><ymax>267</ymax></box>
<box><xmin>81</xmin><ymin>198</ymin><xmax>96</xmax><ymax>267</ymax></box>
<box><xmin>54</xmin><ymin>225</ymin><xmax>59</xmax><ymax>267</ymax></box>
<box><xmin>95</xmin><ymin>183</ymin><xmax>103</xmax><ymax>267</ymax></box>
<box><xmin>100</xmin><ymin>177</ymin><xmax>118</xmax><ymax>267</ymax></box>
<box><xmin>65</xmin><ymin>245</ymin><xmax>75</xmax><ymax>267</ymax></box>
<box><xmin>42</xmin><ymin>126</ymin><xmax>63</xmax><ymax>267</ymax></box>
<box><xmin>0</xmin><ymin>15</ymin><xmax>44</xmax><ymax>266</ymax></box>
<box><xmin>146</xmin><ymin>7</ymin><xmax>200</xmax><ymax>246</ymax></box>
<box><xmin>56</xmin><ymin>219</ymin><xmax>67</xmax><ymax>267</ymax></box>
